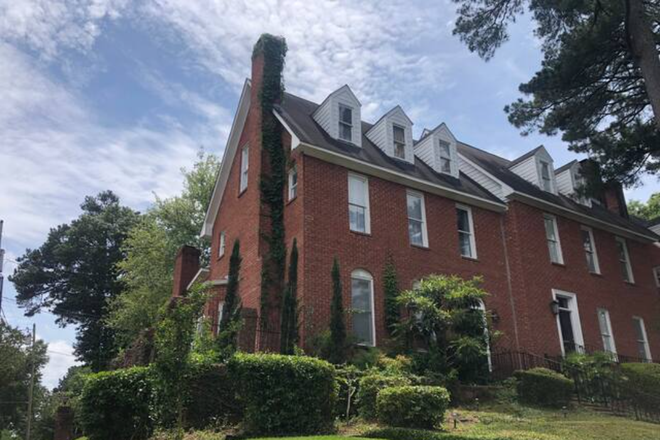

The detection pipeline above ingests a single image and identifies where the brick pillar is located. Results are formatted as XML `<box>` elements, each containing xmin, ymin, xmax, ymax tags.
<box><xmin>172</xmin><ymin>246</ymin><xmax>201</xmax><ymax>297</ymax></box>
<box><xmin>54</xmin><ymin>406</ymin><xmax>74</xmax><ymax>440</ymax></box>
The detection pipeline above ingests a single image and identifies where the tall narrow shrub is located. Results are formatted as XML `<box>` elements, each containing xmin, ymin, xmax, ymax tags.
<box><xmin>280</xmin><ymin>238</ymin><xmax>299</xmax><ymax>354</ymax></box>
<box><xmin>329</xmin><ymin>257</ymin><xmax>347</xmax><ymax>364</ymax></box>
<box><xmin>217</xmin><ymin>240</ymin><xmax>242</xmax><ymax>354</ymax></box>
<box><xmin>382</xmin><ymin>255</ymin><xmax>400</xmax><ymax>336</ymax></box>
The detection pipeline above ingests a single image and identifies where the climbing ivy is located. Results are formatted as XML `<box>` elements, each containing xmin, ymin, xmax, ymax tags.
<box><xmin>382</xmin><ymin>255</ymin><xmax>400</xmax><ymax>336</ymax></box>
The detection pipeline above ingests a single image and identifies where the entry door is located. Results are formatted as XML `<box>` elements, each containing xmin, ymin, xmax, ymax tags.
<box><xmin>557</xmin><ymin>297</ymin><xmax>577</xmax><ymax>354</ymax></box>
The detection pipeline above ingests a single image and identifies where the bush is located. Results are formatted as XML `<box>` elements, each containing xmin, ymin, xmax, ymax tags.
<box><xmin>620</xmin><ymin>362</ymin><xmax>660</xmax><ymax>411</ymax></box>
<box><xmin>358</xmin><ymin>373</ymin><xmax>411</xmax><ymax>420</ymax></box>
<box><xmin>363</xmin><ymin>427</ymin><xmax>512</xmax><ymax>440</ymax></box>
<box><xmin>514</xmin><ymin>368</ymin><xmax>573</xmax><ymax>408</ymax></box>
<box><xmin>79</xmin><ymin>367</ymin><xmax>154</xmax><ymax>440</ymax></box>
<box><xmin>184</xmin><ymin>361</ymin><xmax>241</xmax><ymax>429</ymax></box>
<box><xmin>228</xmin><ymin>353</ymin><xmax>336</xmax><ymax>435</ymax></box>
<box><xmin>376</xmin><ymin>385</ymin><xmax>450</xmax><ymax>429</ymax></box>
<box><xmin>334</xmin><ymin>365</ymin><xmax>364</xmax><ymax>419</ymax></box>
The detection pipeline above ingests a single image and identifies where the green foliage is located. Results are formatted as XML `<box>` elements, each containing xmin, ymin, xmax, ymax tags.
<box><xmin>364</xmin><ymin>427</ymin><xmax>524</xmax><ymax>440</ymax></box>
<box><xmin>620</xmin><ymin>362</ymin><xmax>660</xmax><ymax>411</ymax></box>
<box><xmin>79</xmin><ymin>367</ymin><xmax>154</xmax><ymax>440</ymax></box>
<box><xmin>216</xmin><ymin>240</ymin><xmax>242</xmax><ymax>357</ymax></box>
<box><xmin>228</xmin><ymin>353</ymin><xmax>336</xmax><ymax>435</ymax></box>
<box><xmin>334</xmin><ymin>365</ymin><xmax>364</xmax><ymax>419</ymax></box>
<box><xmin>395</xmin><ymin>274</ymin><xmax>490</xmax><ymax>383</ymax></box>
<box><xmin>329</xmin><ymin>257</ymin><xmax>347</xmax><ymax>364</ymax></box>
<box><xmin>10</xmin><ymin>191</ymin><xmax>140</xmax><ymax>370</ymax></box>
<box><xmin>514</xmin><ymin>368</ymin><xmax>573</xmax><ymax>408</ymax></box>
<box><xmin>184</xmin><ymin>361</ymin><xmax>241</xmax><ymax>429</ymax></box>
<box><xmin>358</xmin><ymin>373</ymin><xmax>412</xmax><ymax>420</ymax></box>
<box><xmin>628</xmin><ymin>193</ymin><xmax>660</xmax><ymax>220</ymax></box>
<box><xmin>382</xmin><ymin>256</ymin><xmax>400</xmax><ymax>336</ymax></box>
<box><xmin>280</xmin><ymin>238</ymin><xmax>299</xmax><ymax>354</ymax></box>
<box><xmin>376</xmin><ymin>385</ymin><xmax>450</xmax><ymax>429</ymax></box>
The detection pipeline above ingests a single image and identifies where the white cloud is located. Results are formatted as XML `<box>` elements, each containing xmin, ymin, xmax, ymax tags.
<box><xmin>41</xmin><ymin>339</ymin><xmax>81</xmax><ymax>390</ymax></box>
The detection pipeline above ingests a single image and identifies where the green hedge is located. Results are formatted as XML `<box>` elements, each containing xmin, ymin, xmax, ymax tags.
<box><xmin>620</xmin><ymin>362</ymin><xmax>660</xmax><ymax>411</ymax></box>
<box><xmin>514</xmin><ymin>368</ymin><xmax>573</xmax><ymax>408</ymax></box>
<box><xmin>79</xmin><ymin>367</ymin><xmax>154</xmax><ymax>440</ymax></box>
<box><xmin>376</xmin><ymin>386</ymin><xmax>450</xmax><ymax>429</ymax></box>
<box><xmin>363</xmin><ymin>427</ymin><xmax>512</xmax><ymax>440</ymax></box>
<box><xmin>184</xmin><ymin>362</ymin><xmax>241</xmax><ymax>428</ymax></box>
<box><xmin>358</xmin><ymin>373</ymin><xmax>411</xmax><ymax>420</ymax></box>
<box><xmin>228</xmin><ymin>353</ymin><xmax>337</xmax><ymax>435</ymax></box>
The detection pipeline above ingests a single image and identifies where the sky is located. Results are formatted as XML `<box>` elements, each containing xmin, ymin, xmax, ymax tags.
<box><xmin>0</xmin><ymin>0</ymin><xmax>657</xmax><ymax>389</ymax></box>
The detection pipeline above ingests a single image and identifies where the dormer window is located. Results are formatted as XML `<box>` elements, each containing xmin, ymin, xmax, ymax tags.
<box><xmin>413</xmin><ymin>123</ymin><xmax>459</xmax><ymax>178</ymax></box>
<box><xmin>439</xmin><ymin>140</ymin><xmax>452</xmax><ymax>174</ymax></box>
<box><xmin>339</xmin><ymin>104</ymin><xmax>353</xmax><ymax>142</ymax></box>
<box><xmin>393</xmin><ymin>125</ymin><xmax>406</xmax><ymax>159</ymax></box>
<box><xmin>540</xmin><ymin>161</ymin><xmax>552</xmax><ymax>192</ymax></box>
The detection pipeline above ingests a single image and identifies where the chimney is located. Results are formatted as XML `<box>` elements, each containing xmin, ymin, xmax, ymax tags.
<box><xmin>172</xmin><ymin>245</ymin><xmax>200</xmax><ymax>297</ymax></box>
<box><xmin>602</xmin><ymin>181</ymin><xmax>629</xmax><ymax>218</ymax></box>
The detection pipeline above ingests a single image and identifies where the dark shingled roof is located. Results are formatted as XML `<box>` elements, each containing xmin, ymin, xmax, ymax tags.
<box><xmin>508</xmin><ymin>145</ymin><xmax>544</xmax><ymax>167</ymax></box>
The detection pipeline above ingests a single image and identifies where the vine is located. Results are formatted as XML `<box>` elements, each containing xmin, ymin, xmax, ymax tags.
<box><xmin>254</xmin><ymin>34</ymin><xmax>288</xmax><ymax>340</ymax></box>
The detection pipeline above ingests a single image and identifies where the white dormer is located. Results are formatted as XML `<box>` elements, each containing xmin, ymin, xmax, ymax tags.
<box><xmin>312</xmin><ymin>85</ymin><xmax>362</xmax><ymax>147</ymax></box>
<box><xmin>365</xmin><ymin>106</ymin><xmax>414</xmax><ymax>163</ymax></box>
<box><xmin>509</xmin><ymin>146</ymin><xmax>557</xmax><ymax>194</ymax></box>
<box><xmin>555</xmin><ymin>160</ymin><xmax>591</xmax><ymax>206</ymax></box>
<box><xmin>414</xmin><ymin>123</ymin><xmax>459</xmax><ymax>178</ymax></box>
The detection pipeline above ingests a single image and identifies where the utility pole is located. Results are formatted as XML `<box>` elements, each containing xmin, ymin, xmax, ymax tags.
<box><xmin>26</xmin><ymin>322</ymin><xmax>36</xmax><ymax>440</ymax></box>
<box><xmin>0</xmin><ymin>219</ymin><xmax>5</xmax><ymax>321</ymax></box>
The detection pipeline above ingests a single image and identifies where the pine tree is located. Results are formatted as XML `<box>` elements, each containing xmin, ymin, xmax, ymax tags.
<box><xmin>382</xmin><ymin>255</ymin><xmax>400</xmax><ymax>336</ymax></box>
<box><xmin>217</xmin><ymin>240</ymin><xmax>242</xmax><ymax>353</ymax></box>
<box><xmin>280</xmin><ymin>239</ymin><xmax>299</xmax><ymax>354</ymax></box>
<box><xmin>328</xmin><ymin>257</ymin><xmax>347</xmax><ymax>364</ymax></box>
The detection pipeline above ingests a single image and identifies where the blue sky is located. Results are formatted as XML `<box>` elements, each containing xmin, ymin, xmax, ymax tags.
<box><xmin>1</xmin><ymin>0</ymin><xmax>657</xmax><ymax>388</ymax></box>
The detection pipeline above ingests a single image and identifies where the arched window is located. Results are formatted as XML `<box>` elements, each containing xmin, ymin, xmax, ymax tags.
<box><xmin>474</xmin><ymin>300</ymin><xmax>492</xmax><ymax>372</ymax></box>
<box><xmin>351</xmin><ymin>269</ymin><xmax>375</xmax><ymax>346</ymax></box>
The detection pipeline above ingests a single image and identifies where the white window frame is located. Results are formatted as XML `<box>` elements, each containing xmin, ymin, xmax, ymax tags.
<box><xmin>406</xmin><ymin>190</ymin><xmax>428</xmax><ymax>247</ymax></box>
<box><xmin>597</xmin><ymin>308</ymin><xmax>617</xmax><ymax>356</ymax></box>
<box><xmin>632</xmin><ymin>316</ymin><xmax>652</xmax><ymax>362</ymax></box>
<box><xmin>218</xmin><ymin>231</ymin><xmax>226</xmax><ymax>258</ymax></box>
<box><xmin>581</xmin><ymin>226</ymin><xmax>600</xmax><ymax>274</ymax></box>
<box><xmin>653</xmin><ymin>266</ymin><xmax>660</xmax><ymax>288</ymax></box>
<box><xmin>338</xmin><ymin>104</ymin><xmax>353</xmax><ymax>142</ymax></box>
<box><xmin>615</xmin><ymin>236</ymin><xmax>634</xmax><ymax>283</ymax></box>
<box><xmin>540</xmin><ymin>160</ymin><xmax>553</xmax><ymax>192</ymax></box>
<box><xmin>438</xmin><ymin>139</ymin><xmax>452</xmax><ymax>174</ymax></box>
<box><xmin>393</xmin><ymin>124</ymin><xmax>406</xmax><ymax>159</ymax></box>
<box><xmin>552</xmin><ymin>289</ymin><xmax>585</xmax><ymax>357</ymax></box>
<box><xmin>348</xmin><ymin>173</ymin><xmax>371</xmax><ymax>234</ymax></box>
<box><xmin>288</xmin><ymin>166</ymin><xmax>298</xmax><ymax>201</ymax></box>
<box><xmin>475</xmin><ymin>300</ymin><xmax>492</xmax><ymax>372</ymax></box>
<box><xmin>544</xmin><ymin>214</ymin><xmax>564</xmax><ymax>264</ymax></box>
<box><xmin>239</xmin><ymin>146</ymin><xmax>249</xmax><ymax>193</ymax></box>
<box><xmin>215</xmin><ymin>301</ymin><xmax>225</xmax><ymax>335</ymax></box>
<box><xmin>351</xmin><ymin>269</ymin><xmax>376</xmax><ymax>347</ymax></box>
<box><xmin>457</xmin><ymin>204</ymin><xmax>478</xmax><ymax>259</ymax></box>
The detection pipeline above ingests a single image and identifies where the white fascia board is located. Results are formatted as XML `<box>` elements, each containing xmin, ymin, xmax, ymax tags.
<box><xmin>272</xmin><ymin>111</ymin><xmax>301</xmax><ymax>149</ymax></box>
<box><xmin>200</xmin><ymin>80</ymin><xmax>251</xmax><ymax>239</ymax></box>
<box><xmin>458</xmin><ymin>153</ymin><xmax>514</xmax><ymax>197</ymax></box>
<box><xmin>186</xmin><ymin>268</ymin><xmax>210</xmax><ymax>291</ymax></box>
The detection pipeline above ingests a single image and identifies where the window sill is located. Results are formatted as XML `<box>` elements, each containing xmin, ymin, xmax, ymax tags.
<box><xmin>589</xmin><ymin>271</ymin><xmax>603</xmax><ymax>277</ymax></box>
<box><xmin>410</xmin><ymin>243</ymin><xmax>429</xmax><ymax>250</ymax></box>
<box><xmin>286</xmin><ymin>196</ymin><xmax>297</xmax><ymax>206</ymax></box>
<box><xmin>623</xmin><ymin>280</ymin><xmax>636</xmax><ymax>286</ymax></box>
<box><xmin>551</xmin><ymin>262</ymin><xmax>566</xmax><ymax>268</ymax></box>
<box><xmin>461</xmin><ymin>255</ymin><xmax>479</xmax><ymax>262</ymax></box>
<box><xmin>217</xmin><ymin>254</ymin><xmax>225</xmax><ymax>261</ymax></box>
<box><xmin>238</xmin><ymin>188</ymin><xmax>247</xmax><ymax>198</ymax></box>
<box><xmin>350</xmin><ymin>230</ymin><xmax>371</xmax><ymax>237</ymax></box>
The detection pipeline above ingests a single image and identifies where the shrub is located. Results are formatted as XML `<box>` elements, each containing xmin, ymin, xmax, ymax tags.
<box><xmin>376</xmin><ymin>385</ymin><xmax>450</xmax><ymax>429</ymax></box>
<box><xmin>620</xmin><ymin>362</ymin><xmax>660</xmax><ymax>411</ymax></box>
<box><xmin>514</xmin><ymin>368</ymin><xmax>573</xmax><ymax>408</ymax></box>
<box><xmin>79</xmin><ymin>367</ymin><xmax>154</xmax><ymax>440</ymax></box>
<box><xmin>358</xmin><ymin>373</ymin><xmax>411</xmax><ymax>420</ymax></box>
<box><xmin>184</xmin><ymin>362</ymin><xmax>241</xmax><ymax>429</ymax></box>
<box><xmin>363</xmin><ymin>427</ymin><xmax>512</xmax><ymax>440</ymax></box>
<box><xmin>228</xmin><ymin>353</ymin><xmax>336</xmax><ymax>435</ymax></box>
<box><xmin>334</xmin><ymin>365</ymin><xmax>364</xmax><ymax>419</ymax></box>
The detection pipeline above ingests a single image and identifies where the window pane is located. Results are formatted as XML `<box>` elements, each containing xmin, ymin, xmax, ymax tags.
<box><xmin>581</xmin><ymin>230</ymin><xmax>592</xmax><ymax>252</ymax></box>
<box><xmin>340</xmin><ymin>122</ymin><xmax>352</xmax><ymax>141</ymax></box>
<box><xmin>407</xmin><ymin>194</ymin><xmax>422</xmax><ymax>220</ymax></box>
<box><xmin>541</xmin><ymin>162</ymin><xmax>550</xmax><ymax>179</ymax></box>
<box><xmin>349</xmin><ymin>205</ymin><xmax>366</xmax><ymax>232</ymax></box>
<box><xmin>348</xmin><ymin>176</ymin><xmax>366</xmax><ymax>205</ymax></box>
<box><xmin>393</xmin><ymin>125</ymin><xmax>405</xmax><ymax>143</ymax></box>
<box><xmin>409</xmin><ymin>219</ymin><xmax>423</xmax><ymax>246</ymax></box>
<box><xmin>457</xmin><ymin>209</ymin><xmax>470</xmax><ymax>232</ymax></box>
<box><xmin>620</xmin><ymin>261</ymin><xmax>631</xmax><ymax>282</ymax></box>
<box><xmin>459</xmin><ymin>232</ymin><xmax>472</xmax><ymax>257</ymax></box>
<box><xmin>548</xmin><ymin>241</ymin><xmax>559</xmax><ymax>263</ymax></box>
<box><xmin>394</xmin><ymin>143</ymin><xmax>405</xmax><ymax>158</ymax></box>
<box><xmin>351</xmin><ymin>277</ymin><xmax>373</xmax><ymax>345</ymax></box>
<box><xmin>439</xmin><ymin>140</ymin><xmax>450</xmax><ymax>157</ymax></box>
<box><xmin>544</xmin><ymin>217</ymin><xmax>556</xmax><ymax>241</ymax></box>
<box><xmin>441</xmin><ymin>157</ymin><xmax>451</xmax><ymax>173</ymax></box>
<box><xmin>340</xmin><ymin>106</ymin><xmax>352</xmax><ymax>124</ymax></box>
<box><xmin>586</xmin><ymin>253</ymin><xmax>596</xmax><ymax>272</ymax></box>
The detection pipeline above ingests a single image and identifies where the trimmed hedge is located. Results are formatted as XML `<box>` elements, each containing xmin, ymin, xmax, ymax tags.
<box><xmin>514</xmin><ymin>368</ymin><xmax>573</xmax><ymax>408</ymax></box>
<box><xmin>228</xmin><ymin>353</ymin><xmax>337</xmax><ymax>435</ymax></box>
<box><xmin>376</xmin><ymin>385</ymin><xmax>450</xmax><ymax>429</ymax></box>
<box><xmin>363</xmin><ymin>427</ymin><xmax>512</xmax><ymax>440</ymax></box>
<box><xmin>358</xmin><ymin>373</ymin><xmax>411</xmax><ymax>420</ymax></box>
<box><xmin>620</xmin><ymin>362</ymin><xmax>660</xmax><ymax>411</ymax></box>
<box><xmin>184</xmin><ymin>362</ymin><xmax>241</xmax><ymax>428</ymax></box>
<box><xmin>79</xmin><ymin>367</ymin><xmax>154</xmax><ymax>440</ymax></box>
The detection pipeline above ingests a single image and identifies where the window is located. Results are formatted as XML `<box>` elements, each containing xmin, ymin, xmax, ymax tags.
<box><xmin>215</xmin><ymin>301</ymin><xmax>225</xmax><ymax>335</ymax></box>
<box><xmin>475</xmin><ymin>300</ymin><xmax>492</xmax><ymax>372</ymax></box>
<box><xmin>654</xmin><ymin>266</ymin><xmax>660</xmax><ymax>287</ymax></box>
<box><xmin>457</xmin><ymin>205</ymin><xmax>477</xmax><ymax>258</ymax></box>
<box><xmin>540</xmin><ymin>161</ymin><xmax>552</xmax><ymax>192</ymax></box>
<box><xmin>438</xmin><ymin>140</ymin><xmax>452</xmax><ymax>174</ymax></box>
<box><xmin>597</xmin><ymin>309</ymin><xmax>617</xmax><ymax>355</ymax></box>
<box><xmin>393</xmin><ymin>124</ymin><xmax>406</xmax><ymax>159</ymax></box>
<box><xmin>218</xmin><ymin>231</ymin><xmax>226</xmax><ymax>258</ymax></box>
<box><xmin>239</xmin><ymin>146</ymin><xmax>249</xmax><ymax>192</ymax></box>
<box><xmin>348</xmin><ymin>174</ymin><xmax>370</xmax><ymax>233</ymax></box>
<box><xmin>581</xmin><ymin>227</ymin><xmax>600</xmax><ymax>274</ymax></box>
<box><xmin>615</xmin><ymin>237</ymin><xmax>634</xmax><ymax>283</ymax></box>
<box><xmin>406</xmin><ymin>191</ymin><xmax>427</xmax><ymax>247</ymax></box>
<box><xmin>339</xmin><ymin>104</ymin><xmax>353</xmax><ymax>142</ymax></box>
<box><xmin>632</xmin><ymin>317</ymin><xmax>652</xmax><ymax>362</ymax></box>
<box><xmin>544</xmin><ymin>214</ymin><xmax>563</xmax><ymax>264</ymax></box>
<box><xmin>553</xmin><ymin>290</ymin><xmax>585</xmax><ymax>356</ymax></box>
<box><xmin>351</xmin><ymin>269</ymin><xmax>375</xmax><ymax>346</ymax></box>
<box><xmin>288</xmin><ymin>166</ymin><xmax>298</xmax><ymax>201</ymax></box>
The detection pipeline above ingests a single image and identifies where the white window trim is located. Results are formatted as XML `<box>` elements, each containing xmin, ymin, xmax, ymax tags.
<box><xmin>392</xmin><ymin>124</ymin><xmax>406</xmax><ymax>160</ymax></box>
<box><xmin>351</xmin><ymin>269</ymin><xmax>376</xmax><ymax>347</ymax></box>
<box><xmin>288</xmin><ymin>166</ymin><xmax>298</xmax><ymax>201</ymax></box>
<box><xmin>581</xmin><ymin>226</ymin><xmax>600</xmax><ymax>274</ymax></box>
<box><xmin>544</xmin><ymin>214</ymin><xmax>564</xmax><ymax>265</ymax></box>
<box><xmin>218</xmin><ymin>231</ymin><xmax>226</xmax><ymax>258</ymax></box>
<box><xmin>457</xmin><ymin>204</ymin><xmax>478</xmax><ymax>259</ymax></box>
<box><xmin>475</xmin><ymin>300</ymin><xmax>492</xmax><ymax>372</ymax></box>
<box><xmin>539</xmin><ymin>160</ymin><xmax>553</xmax><ymax>193</ymax></box>
<box><xmin>633</xmin><ymin>316</ymin><xmax>652</xmax><ymax>362</ymax></box>
<box><xmin>653</xmin><ymin>266</ymin><xmax>660</xmax><ymax>288</ymax></box>
<box><xmin>338</xmin><ymin>103</ymin><xmax>353</xmax><ymax>142</ymax></box>
<box><xmin>438</xmin><ymin>139</ymin><xmax>453</xmax><ymax>175</ymax></box>
<box><xmin>597</xmin><ymin>308</ymin><xmax>617</xmax><ymax>356</ymax></box>
<box><xmin>552</xmin><ymin>289</ymin><xmax>585</xmax><ymax>357</ymax></box>
<box><xmin>239</xmin><ymin>146</ymin><xmax>249</xmax><ymax>193</ymax></box>
<box><xmin>615</xmin><ymin>236</ymin><xmax>634</xmax><ymax>283</ymax></box>
<box><xmin>348</xmin><ymin>173</ymin><xmax>371</xmax><ymax>234</ymax></box>
<box><xmin>406</xmin><ymin>190</ymin><xmax>428</xmax><ymax>247</ymax></box>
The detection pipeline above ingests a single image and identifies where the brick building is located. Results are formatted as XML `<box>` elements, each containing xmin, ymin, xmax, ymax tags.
<box><xmin>174</xmin><ymin>36</ymin><xmax>660</xmax><ymax>362</ymax></box>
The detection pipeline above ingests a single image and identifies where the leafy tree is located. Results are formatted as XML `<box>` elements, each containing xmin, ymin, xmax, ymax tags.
<box><xmin>216</xmin><ymin>239</ymin><xmax>243</xmax><ymax>356</ymax></box>
<box><xmin>396</xmin><ymin>274</ymin><xmax>490</xmax><ymax>382</ymax></box>
<box><xmin>328</xmin><ymin>257</ymin><xmax>347</xmax><ymax>364</ymax></box>
<box><xmin>382</xmin><ymin>255</ymin><xmax>400</xmax><ymax>336</ymax></box>
<box><xmin>628</xmin><ymin>192</ymin><xmax>660</xmax><ymax>220</ymax></box>
<box><xmin>452</xmin><ymin>0</ymin><xmax>660</xmax><ymax>186</ymax></box>
<box><xmin>107</xmin><ymin>152</ymin><xmax>220</xmax><ymax>348</ymax></box>
<box><xmin>10</xmin><ymin>191</ymin><xmax>140</xmax><ymax>370</ymax></box>
<box><xmin>280</xmin><ymin>239</ymin><xmax>299</xmax><ymax>354</ymax></box>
